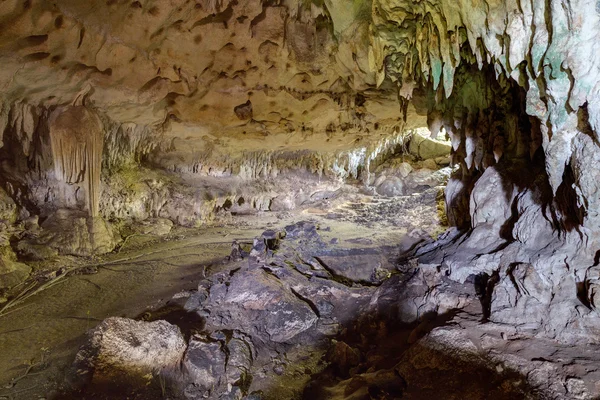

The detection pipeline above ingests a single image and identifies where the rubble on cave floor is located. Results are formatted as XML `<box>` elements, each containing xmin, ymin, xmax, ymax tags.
<box><xmin>58</xmin><ymin>222</ymin><xmax>600</xmax><ymax>400</ymax></box>
<box><xmin>0</xmin><ymin>157</ymin><xmax>449</xmax><ymax>400</ymax></box>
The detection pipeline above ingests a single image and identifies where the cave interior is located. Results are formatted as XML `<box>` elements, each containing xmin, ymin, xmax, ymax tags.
<box><xmin>1</xmin><ymin>0</ymin><xmax>600</xmax><ymax>399</ymax></box>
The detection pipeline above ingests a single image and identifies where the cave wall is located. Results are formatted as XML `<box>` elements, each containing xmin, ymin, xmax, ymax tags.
<box><xmin>1</xmin><ymin>0</ymin><xmax>600</xmax><ymax>339</ymax></box>
<box><xmin>366</xmin><ymin>0</ymin><xmax>600</xmax><ymax>236</ymax></box>
<box><xmin>0</xmin><ymin>0</ymin><xmax>596</xmax><ymax>229</ymax></box>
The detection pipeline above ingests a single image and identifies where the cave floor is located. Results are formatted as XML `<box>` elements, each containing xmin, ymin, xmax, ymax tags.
<box><xmin>2</xmin><ymin>183</ymin><xmax>599</xmax><ymax>399</ymax></box>
<box><xmin>0</xmin><ymin>186</ymin><xmax>439</xmax><ymax>399</ymax></box>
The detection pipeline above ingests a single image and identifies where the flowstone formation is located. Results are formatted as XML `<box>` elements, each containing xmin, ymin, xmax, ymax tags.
<box><xmin>48</xmin><ymin>105</ymin><xmax>104</xmax><ymax>217</ymax></box>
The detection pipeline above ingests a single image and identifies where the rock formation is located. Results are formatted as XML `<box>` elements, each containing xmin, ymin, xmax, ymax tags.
<box><xmin>48</xmin><ymin>105</ymin><xmax>104</xmax><ymax>217</ymax></box>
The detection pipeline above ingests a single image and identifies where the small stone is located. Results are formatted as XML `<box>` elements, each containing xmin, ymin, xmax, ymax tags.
<box><xmin>273</xmin><ymin>365</ymin><xmax>285</xmax><ymax>375</ymax></box>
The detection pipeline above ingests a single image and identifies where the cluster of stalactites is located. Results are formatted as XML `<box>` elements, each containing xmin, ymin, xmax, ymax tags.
<box><xmin>48</xmin><ymin>106</ymin><xmax>104</xmax><ymax>217</ymax></box>
<box><xmin>102</xmin><ymin>120</ymin><xmax>158</xmax><ymax>172</ymax></box>
<box><xmin>369</xmin><ymin>0</ymin><xmax>600</xmax><ymax>137</ymax></box>
<box><xmin>433</xmin><ymin>109</ymin><xmax>542</xmax><ymax>178</ymax></box>
<box><xmin>420</xmin><ymin>64</ymin><xmax>542</xmax><ymax>177</ymax></box>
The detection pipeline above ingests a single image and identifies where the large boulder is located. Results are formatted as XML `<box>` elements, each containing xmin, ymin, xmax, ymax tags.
<box><xmin>73</xmin><ymin>317</ymin><xmax>187</xmax><ymax>386</ymax></box>
<box><xmin>190</xmin><ymin>267</ymin><xmax>318</xmax><ymax>343</ymax></box>
<box><xmin>375</xmin><ymin>176</ymin><xmax>405</xmax><ymax>197</ymax></box>
<box><xmin>28</xmin><ymin>209</ymin><xmax>120</xmax><ymax>256</ymax></box>
<box><xmin>181</xmin><ymin>330</ymin><xmax>254</xmax><ymax>399</ymax></box>
<box><xmin>409</xmin><ymin>130</ymin><xmax>451</xmax><ymax>160</ymax></box>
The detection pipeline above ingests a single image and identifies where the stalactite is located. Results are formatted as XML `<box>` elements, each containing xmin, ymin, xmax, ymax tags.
<box><xmin>48</xmin><ymin>106</ymin><xmax>104</xmax><ymax>217</ymax></box>
<box><xmin>102</xmin><ymin>120</ymin><xmax>159</xmax><ymax>171</ymax></box>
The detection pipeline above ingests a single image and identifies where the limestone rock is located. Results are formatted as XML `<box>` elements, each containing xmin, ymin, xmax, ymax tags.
<box><xmin>183</xmin><ymin>338</ymin><xmax>227</xmax><ymax>398</ymax></box>
<box><xmin>206</xmin><ymin>268</ymin><xmax>318</xmax><ymax>343</ymax></box>
<box><xmin>0</xmin><ymin>246</ymin><xmax>31</xmax><ymax>289</ymax></box>
<box><xmin>490</xmin><ymin>263</ymin><xmax>552</xmax><ymax>328</ymax></box>
<box><xmin>181</xmin><ymin>331</ymin><xmax>253</xmax><ymax>399</ymax></box>
<box><xmin>131</xmin><ymin>218</ymin><xmax>173</xmax><ymax>236</ymax></box>
<box><xmin>316</xmin><ymin>253</ymin><xmax>394</xmax><ymax>285</ymax></box>
<box><xmin>408</xmin><ymin>131</ymin><xmax>451</xmax><ymax>160</ymax></box>
<box><xmin>73</xmin><ymin>317</ymin><xmax>187</xmax><ymax>385</ymax></box>
<box><xmin>0</xmin><ymin>187</ymin><xmax>17</xmax><ymax>224</ymax></box>
<box><xmin>34</xmin><ymin>209</ymin><xmax>120</xmax><ymax>256</ymax></box>
<box><xmin>375</xmin><ymin>176</ymin><xmax>405</xmax><ymax>197</ymax></box>
<box><xmin>15</xmin><ymin>240</ymin><xmax>58</xmax><ymax>261</ymax></box>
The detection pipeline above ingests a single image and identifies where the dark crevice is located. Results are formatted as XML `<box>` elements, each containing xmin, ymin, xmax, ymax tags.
<box><xmin>554</xmin><ymin>163</ymin><xmax>585</xmax><ymax>233</ymax></box>
<box><xmin>474</xmin><ymin>270</ymin><xmax>500</xmax><ymax>322</ymax></box>
<box><xmin>192</xmin><ymin>0</ymin><xmax>237</xmax><ymax>29</ymax></box>
<box><xmin>290</xmin><ymin>287</ymin><xmax>321</xmax><ymax>318</ymax></box>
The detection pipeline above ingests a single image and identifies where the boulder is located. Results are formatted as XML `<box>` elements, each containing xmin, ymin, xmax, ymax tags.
<box><xmin>182</xmin><ymin>330</ymin><xmax>253</xmax><ymax>399</ymax></box>
<box><xmin>409</xmin><ymin>131</ymin><xmax>451</xmax><ymax>160</ymax></box>
<box><xmin>35</xmin><ymin>209</ymin><xmax>120</xmax><ymax>256</ymax></box>
<box><xmin>200</xmin><ymin>268</ymin><xmax>318</xmax><ymax>343</ymax></box>
<box><xmin>132</xmin><ymin>217</ymin><xmax>174</xmax><ymax>236</ymax></box>
<box><xmin>0</xmin><ymin>187</ymin><xmax>17</xmax><ymax>224</ymax></box>
<box><xmin>184</xmin><ymin>338</ymin><xmax>227</xmax><ymax>396</ymax></box>
<box><xmin>376</xmin><ymin>176</ymin><xmax>405</xmax><ymax>197</ymax></box>
<box><xmin>73</xmin><ymin>317</ymin><xmax>186</xmax><ymax>385</ymax></box>
<box><xmin>15</xmin><ymin>240</ymin><xmax>59</xmax><ymax>261</ymax></box>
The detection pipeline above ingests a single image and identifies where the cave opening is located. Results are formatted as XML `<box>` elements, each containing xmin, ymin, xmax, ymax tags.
<box><xmin>0</xmin><ymin>0</ymin><xmax>600</xmax><ymax>399</ymax></box>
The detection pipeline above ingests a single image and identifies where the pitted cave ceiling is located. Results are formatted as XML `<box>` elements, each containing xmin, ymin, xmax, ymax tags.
<box><xmin>1</xmin><ymin>0</ymin><xmax>598</xmax><ymax>178</ymax></box>
<box><xmin>1</xmin><ymin>0</ymin><xmax>600</xmax><ymax>399</ymax></box>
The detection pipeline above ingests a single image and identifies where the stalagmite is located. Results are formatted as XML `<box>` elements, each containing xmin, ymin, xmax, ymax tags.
<box><xmin>48</xmin><ymin>106</ymin><xmax>104</xmax><ymax>217</ymax></box>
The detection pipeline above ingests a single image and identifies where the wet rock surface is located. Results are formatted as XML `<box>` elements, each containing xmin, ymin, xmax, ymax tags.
<box><xmin>61</xmin><ymin>222</ymin><xmax>600</xmax><ymax>399</ymax></box>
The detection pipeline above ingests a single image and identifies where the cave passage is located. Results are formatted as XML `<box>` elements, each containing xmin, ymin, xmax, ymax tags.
<box><xmin>2</xmin><ymin>0</ymin><xmax>600</xmax><ymax>399</ymax></box>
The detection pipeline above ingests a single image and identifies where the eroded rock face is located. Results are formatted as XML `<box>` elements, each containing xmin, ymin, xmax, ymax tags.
<box><xmin>0</xmin><ymin>246</ymin><xmax>31</xmax><ymax>289</ymax></box>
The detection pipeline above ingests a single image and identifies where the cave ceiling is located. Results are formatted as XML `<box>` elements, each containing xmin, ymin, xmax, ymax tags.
<box><xmin>0</xmin><ymin>0</ymin><xmax>406</xmax><ymax>149</ymax></box>
<box><xmin>0</xmin><ymin>0</ymin><xmax>598</xmax><ymax>185</ymax></box>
